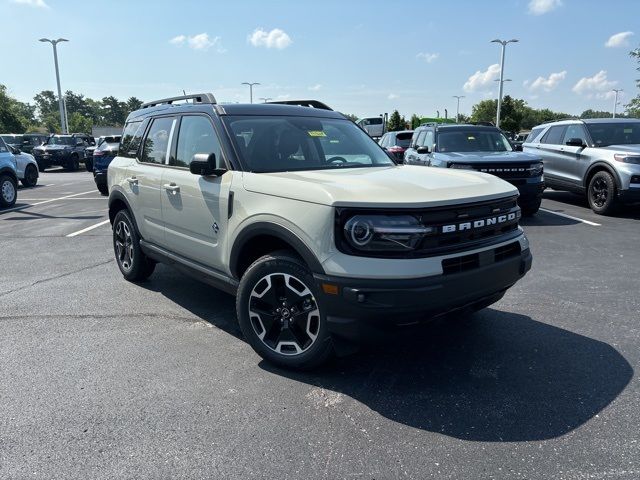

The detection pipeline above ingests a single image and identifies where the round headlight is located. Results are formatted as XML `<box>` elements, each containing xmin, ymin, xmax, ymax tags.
<box><xmin>346</xmin><ymin>218</ymin><xmax>374</xmax><ymax>246</ymax></box>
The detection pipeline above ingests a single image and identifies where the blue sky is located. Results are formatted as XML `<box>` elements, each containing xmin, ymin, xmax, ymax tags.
<box><xmin>1</xmin><ymin>0</ymin><xmax>638</xmax><ymax>118</ymax></box>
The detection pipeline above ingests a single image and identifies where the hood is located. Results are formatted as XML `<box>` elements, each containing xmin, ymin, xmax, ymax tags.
<box><xmin>600</xmin><ymin>144</ymin><xmax>640</xmax><ymax>154</ymax></box>
<box><xmin>242</xmin><ymin>165</ymin><xmax>518</xmax><ymax>209</ymax></box>
<box><xmin>436</xmin><ymin>151</ymin><xmax>542</xmax><ymax>164</ymax></box>
<box><xmin>37</xmin><ymin>145</ymin><xmax>69</xmax><ymax>152</ymax></box>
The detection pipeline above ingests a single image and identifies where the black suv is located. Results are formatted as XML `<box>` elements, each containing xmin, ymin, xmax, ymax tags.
<box><xmin>404</xmin><ymin>124</ymin><xmax>546</xmax><ymax>215</ymax></box>
<box><xmin>32</xmin><ymin>134</ymin><xmax>93</xmax><ymax>171</ymax></box>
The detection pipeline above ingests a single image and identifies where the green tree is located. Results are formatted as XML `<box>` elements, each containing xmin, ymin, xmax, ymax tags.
<box><xmin>409</xmin><ymin>114</ymin><xmax>421</xmax><ymax>129</ymax></box>
<box><xmin>101</xmin><ymin>96</ymin><xmax>127</xmax><ymax>126</ymax></box>
<box><xmin>0</xmin><ymin>85</ymin><xmax>27</xmax><ymax>132</ymax></box>
<box><xmin>68</xmin><ymin>112</ymin><xmax>92</xmax><ymax>134</ymax></box>
<box><xmin>387</xmin><ymin>110</ymin><xmax>404</xmax><ymax>131</ymax></box>
<box><xmin>125</xmin><ymin>97</ymin><xmax>143</xmax><ymax>114</ymax></box>
<box><xmin>33</xmin><ymin>90</ymin><xmax>58</xmax><ymax>120</ymax></box>
<box><xmin>342</xmin><ymin>113</ymin><xmax>359</xmax><ymax>122</ymax></box>
<box><xmin>580</xmin><ymin>109</ymin><xmax>614</xmax><ymax>119</ymax></box>
<box><xmin>625</xmin><ymin>45</ymin><xmax>640</xmax><ymax>117</ymax></box>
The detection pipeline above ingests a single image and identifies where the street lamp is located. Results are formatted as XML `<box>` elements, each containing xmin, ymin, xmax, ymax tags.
<box><xmin>259</xmin><ymin>97</ymin><xmax>273</xmax><ymax>103</ymax></box>
<box><xmin>491</xmin><ymin>38</ymin><xmax>518</xmax><ymax>129</ymax></box>
<box><xmin>241</xmin><ymin>82</ymin><xmax>260</xmax><ymax>104</ymax></box>
<box><xmin>452</xmin><ymin>95</ymin><xmax>465</xmax><ymax>123</ymax></box>
<box><xmin>612</xmin><ymin>89</ymin><xmax>623</xmax><ymax>118</ymax></box>
<box><xmin>39</xmin><ymin>37</ymin><xmax>69</xmax><ymax>134</ymax></box>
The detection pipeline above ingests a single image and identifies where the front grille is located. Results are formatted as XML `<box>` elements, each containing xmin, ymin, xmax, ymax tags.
<box><xmin>335</xmin><ymin>195</ymin><xmax>522</xmax><ymax>258</ymax></box>
<box><xmin>472</xmin><ymin>163</ymin><xmax>535</xmax><ymax>179</ymax></box>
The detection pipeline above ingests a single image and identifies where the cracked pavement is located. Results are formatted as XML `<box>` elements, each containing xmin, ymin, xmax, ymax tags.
<box><xmin>1</xmin><ymin>170</ymin><xmax>639</xmax><ymax>479</ymax></box>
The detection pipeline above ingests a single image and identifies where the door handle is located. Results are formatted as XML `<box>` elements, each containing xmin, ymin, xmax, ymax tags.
<box><xmin>126</xmin><ymin>177</ymin><xmax>138</xmax><ymax>186</ymax></box>
<box><xmin>163</xmin><ymin>183</ymin><xmax>180</xmax><ymax>193</ymax></box>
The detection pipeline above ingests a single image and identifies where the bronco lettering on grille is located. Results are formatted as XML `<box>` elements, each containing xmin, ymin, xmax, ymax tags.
<box><xmin>442</xmin><ymin>213</ymin><xmax>517</xmax><ymax>233</ymax></box>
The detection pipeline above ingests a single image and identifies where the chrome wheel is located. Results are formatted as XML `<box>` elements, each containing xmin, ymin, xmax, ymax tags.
<box><xmin>114</xmin><ymin>220</ymin><xmax>134</xmax><ymax>271</ymax></box>
<box><xmin>1</xmin><ymin>179</ymin><xmax>16</xmax><ymax>204</ymax></box>
<box><xmin>591</xmin><ymin>177</ymin><xmax>608</xmax><ymax>208</ymax></box>
<box><xmin>248</xmin><ymin>273</ymin><xmax>320</xmax><ymax>356</ymax></box>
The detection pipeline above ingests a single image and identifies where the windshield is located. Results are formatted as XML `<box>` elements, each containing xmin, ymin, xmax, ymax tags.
<box><xmin>436</xmin><ymin>129</ymin><xmax>513</xmax><ymax>153</ymax></box>
<box><xmin>46</xmin><ymin>136</ymin><xmax>74</xmax><ymax>146</ymax></box>
<box><xmin>1</xmin><ymin>135</ymin><xmax>22</xmax><ymax>145</ymax></box>
<box><xmin>224</xmin><ymin>116</ymin><xmax>394</xmax><ymax>173</ymax></box>
<box><xmin>585</xmin><ymin>122</ymin><xmax>640</xmax><ymax>147</ymax></box>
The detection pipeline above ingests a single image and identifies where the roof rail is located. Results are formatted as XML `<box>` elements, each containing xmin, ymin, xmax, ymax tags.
<box><xmin>540</xmin><ymin>117</ymin><xmax>578</xmax><ymax>124</ymax></box>
<box><xmin>266</xmin><ymin>99</ymin><xmax>333</xmax><ymax>111</ymax></box>
<box><xmin>141</xmin><ymin>92</ymin><xmax>217</xmax><ymax>109</ymax></box>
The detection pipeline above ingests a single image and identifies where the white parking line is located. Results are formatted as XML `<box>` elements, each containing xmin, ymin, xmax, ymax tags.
<box><xmin>17</xmin><ymin>197</ymin><xmax>104</xmax><ymax>201</ymax></box>
<box><xmin>0</xmin><ymin>190</ymin><xmax>97</xmax><ymax>215</ymax></box>
<box><xmin>539</xmin><ymin>208</ymin><xmax>601</xmax><ymax>226</ymax></box>
<box><xmin>66</xmin><ymin>219</ymin><xmax>111</xmax><ymax>237</ymax></box>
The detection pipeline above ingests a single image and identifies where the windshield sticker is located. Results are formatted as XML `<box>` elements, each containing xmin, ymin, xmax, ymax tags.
<box><xmin>467</xmin><ymin>136</ymin><xmax>476</xmax><ymax>140</ymax></box>
<box><xmin>624</xmin><ymin>128</ymin><xmax>633</xmax><ymax>134</ymax></box>
<box><xmin>307</xmin><ymin>130</ymin><xmax>326</xmax><ymax>137</ymax></box>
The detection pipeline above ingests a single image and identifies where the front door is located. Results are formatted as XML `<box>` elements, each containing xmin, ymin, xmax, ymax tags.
<box><xmin>160</xmin><ymin>114</ymin><xmax>231</xmax><ymax>269</ymax></box>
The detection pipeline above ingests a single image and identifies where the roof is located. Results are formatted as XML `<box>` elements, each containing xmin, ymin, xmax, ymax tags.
<box><xmin>387</xmin><ymin>130</ymin><xmax>414</xmax><ymax>135</ymax></box>
<box><xmin>433</xmin><ymin>124</ymin><xmax>500</xmax><ymax>131</ymax></box>
<box><xmin>580</xmin><ymin>118</ymin><xmax>640</xmax><ymax>124</ymax></box>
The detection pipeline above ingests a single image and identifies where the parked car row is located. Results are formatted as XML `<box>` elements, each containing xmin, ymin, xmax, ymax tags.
<box><xmin>32</xmin><ymin>133</ymin><xmax>95</xmax><ymax>171</ymax></box>
<box><xmin>376</xmin><ymin>117</ymin><xmax>640</xmax><ymax>215</ymax></box>
<box><xmin>0</xmin><ymin>136</ymin><xmax>40</xmax><ymax>208</ymax></box>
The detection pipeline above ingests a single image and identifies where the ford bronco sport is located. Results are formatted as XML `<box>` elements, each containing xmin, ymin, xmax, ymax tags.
<box><xmin>107</xmin><ymin>93</ymin><xmax>532</xmax><ymax>369</ymax></box>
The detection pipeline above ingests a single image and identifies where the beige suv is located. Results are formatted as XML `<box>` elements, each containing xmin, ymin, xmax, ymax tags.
<box><xmin>107</xmin><ymin>93</ymin><xmax>532</xmax><ymax>369</ymax></box>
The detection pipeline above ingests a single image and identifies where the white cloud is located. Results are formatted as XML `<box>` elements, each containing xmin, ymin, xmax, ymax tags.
<box><xmin>169</xmin><ymin>33</ymin><xmax>225</xmax><ymax>53</ymax></box>
<box><xmin>463</xmin><ymin>64</ymin><xmax>501</xmax><ymax>92</ymax></box>
<box><xmin>527</xmin><ymin>0</ymin><xmax>562</xmax><ymax>15</ymax></box>
<box><xmin>308</xmin><ymin>84</ymin><xmax>322</xmax><ymax>91</ymax></box>
<box><xmin>248</xmin><ymin>28</ymin><xmax>292</xmax><ymax>49</ymax></box>
<box><xmin>525</xmin><ymin>70</ymin><xmax>567</xmax><ymax>92</ymax></box>
<box><xmin>11</xmin><ymin>0</ymin><xmax>49</xmax><ymax>8</ymax></box>
<box><xmin>572</xmin><ymin>70</ymin><xmax>618</xmax><ymax>99</ymax></box>
<box><xmin>605</xmin><ymin>31</ymin><xmax>634</xmax><ymax>48</ymax></box>
<box><xmin>387</xmin><ymin>93</ymin><xmax>398</xmax><ymax>100</ymax></box>
<box><xmin>416</xmin><ymin>52</ymin><xmax>439</xmax><ymax>63</ymax></box>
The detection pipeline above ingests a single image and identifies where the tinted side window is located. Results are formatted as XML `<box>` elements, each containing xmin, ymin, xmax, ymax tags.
<box><xmin>120</xmin><ymin>120</ymin><xmax>144</xmax><ymax>158</ymax></box>
<box><xmin>562</xmin><ymin>125</ymin><xmax>588</xmax><ymax>145</ymax></box>
<box><xmin>541</xmin><ymin>126</ymin><xmax>566</xmax><ymax>145</ymax></box>
<box><xmin>525</xmin><ymin>127</ymin><xmax>544</xmax><ymax>143</ymax></box>
<box><xmin>173</xmin><ymin>115</ymin><xmax>222</xmax><ymax>168</ymax></box>
<box><xmin>0</xmin><ymin>138</ymin><xmax>7</xmax><ymax>153</ymax></box>
<box><xmin>415</xmin><ymin>130</ymin><xmax>427</xmax><ymax>148</ymax></box>
<box><xmin>140</xmin><ymin>117</ymin><xmax>175</xmax><ymax>164</ymax></box>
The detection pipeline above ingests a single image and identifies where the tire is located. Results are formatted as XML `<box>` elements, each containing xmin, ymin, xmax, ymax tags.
<box><xmin>112</xmin><ymin>209</ymin><xmax>156</xmax><ymax>281</ymax></box>
<box><xmin>0</xmin><ymin>174</ymin><xmax>17</xmax><ymax>208</ymax></box>
<box><xmin>587</xmin><ymin>171</ymin><xmax>617</xmax><ymax>215</ymax></box>
<box><xmin>85</xmin><ymin>158</ymin><xmax>93</xmax><ymax>172</ymax></box>
<box><xmin>519</xmin><ymin>197</ymin><xmax>541</xmax><ymax>216</ymax></box>
<box><xmin>236</xmin><ymin>253</ymin><xmax>333</xmax><ymax>369</ymax></box>
<box><xmin>65</xmin><ymin>154</ymin><xmax>79</xmax><ymax>171</ymax></box>
<box><xmin>97</xmin><ymin>183</ymin><xmax>108</xmax><ymax>196</ymax></box>
<box><xmin>21</xmin><ymin>164</ymin><xmax>39</xmax><ymax>188</ymax></box>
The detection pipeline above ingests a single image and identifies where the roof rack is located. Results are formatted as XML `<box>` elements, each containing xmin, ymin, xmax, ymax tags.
<box><xmin>141</xmin><ymin>92</ymin><xmax>217</xmax><ymax>109</ymax></box>
<box><xmin>266</xmin><ymin>100</ymin><xmax>333</xmax><ymax>111</ymax></box>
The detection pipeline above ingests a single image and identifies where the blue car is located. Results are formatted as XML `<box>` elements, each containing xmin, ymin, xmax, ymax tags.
<box><xmin>0</xmin><ymin>137</ymin><xmax>18</xmax><ymax>208</ymax></box>
<box><xmin>93</xmin><ymin>136</ymin><xmax>121</xmax><ymax>195</ymax></box>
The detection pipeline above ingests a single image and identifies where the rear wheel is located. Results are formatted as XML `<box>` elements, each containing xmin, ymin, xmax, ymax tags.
<box><xmin>21</xmin><ymin>164</ymin><xmax>38</xmax><ymax>187</ymax></box>
<box><xmin>0</xmin><ymin>174</ymin><xmax>17</xmax><ymax>208</ymax></box>
<box><xmin>519</xmin><ymin>197</ymin><xmax>541</xmax><ymax>216</ymax></box>
<box><xmin>587</xmin><ymin>171</ymin><xmax>617</xmax><ymax>215</ymax></box>
<box><xmin>97</xmin><ymin>183</ymin><xmax>108</xmax><ymax>196</ymax></box>
<box><xmin>66</xmin><ymin>154</ymin><xmax>80</xmax><ymax>171</ymax></box>
<box><xmin>85</xmin><ymin>158</ymin><xmax>93</xmax><ymax>172</ymax></box>
<box><xmin>112</xmin><ymin>209</ymin><xmax>156</xmax><ymax>281</ymax></box>
<box><xmin>236</xmin><ymin>253</ymin><xmax>333</xmax><ymax>369</ymax></box>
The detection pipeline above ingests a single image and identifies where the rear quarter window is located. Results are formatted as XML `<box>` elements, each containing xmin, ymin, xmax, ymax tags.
<box><xmin>119</xmin><ymin>120</ymin><xmax>145</xmax><ymax>159</ymax></box>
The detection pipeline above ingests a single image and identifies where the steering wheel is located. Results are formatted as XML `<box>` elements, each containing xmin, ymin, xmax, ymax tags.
<box><xmin>327</xmin><ymin>156</ymin><xmax>347</xmax><ymax>164</ymax></box>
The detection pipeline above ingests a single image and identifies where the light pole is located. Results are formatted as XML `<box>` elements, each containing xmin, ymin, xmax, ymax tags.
<box><xmin>452</xmin><ymin>95</ymin><xmax>465</xmax><ymax>123</ymax></box>
<box><xmin>491</xmin><ymin>38</ymin><xmax>518</xmax><ymax>128</ymax></box>
<box><xmin>259</xmin><ymin>97</ymin><xmax>273</xmax><ymax>103</ymax></box>
<box><xmin>241</xmin><ymin>82</ymin><xmax>260</xmax><ymax>104</ymax></box>
<box><xmin>612</xmin><ymin>89</ymin><xmax>623</xmax><ymax>118</ymax></box>
<box><xmin>39</xmin><ymin>38</ymin><xmax>69</xmax><ymax>134</ymax></box>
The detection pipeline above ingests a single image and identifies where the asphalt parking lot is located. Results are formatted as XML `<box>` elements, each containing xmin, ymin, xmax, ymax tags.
<box><xmin>1</xmin><ymin>170</ymin><xmax>639</xmax><ymax>479</ymax></box>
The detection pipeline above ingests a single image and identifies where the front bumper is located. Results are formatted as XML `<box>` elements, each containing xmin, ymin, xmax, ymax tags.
<box><xmin>507</xmin><ymin>177</ymin><xmax>545</xmax><ymax>202</ymax></box>
<box><xmin>33</xmin><ymin>151</ymin><xmax>71</xmax><ymax>166</ymax></box>
<box><xmin>314</xmin><ymin>243</ymin><xmax>532</xmax><ymax>342</ymax></box>
<box><xmin>93</xmin><ymin>170</ymin><xmax>107</xmax><ymax>186</ymax></box>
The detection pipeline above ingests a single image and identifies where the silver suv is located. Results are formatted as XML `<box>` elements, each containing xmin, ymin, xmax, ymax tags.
<box><xmin>107</xmin><ymin>93</ymin><xmax>532</xmax><ymax>369</ymax></box>
<box><xmin>523</xmin><ymin>118</ymin><xmax>640</xmax><ymax>214</ymax></box>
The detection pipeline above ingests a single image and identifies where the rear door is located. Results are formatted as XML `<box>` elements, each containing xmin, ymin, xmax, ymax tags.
<box><xmin>160</xmin><ymin>114</ymin><xmax>231</xmax><ymax>269</ymax></box>
<box><xmin>126</xmin><ymin>115</ymin><xmax>176</xmax><ymax>246</ymax></box>
<box><xmin>537</xmin><ymin>125</ymin><xmax>566</xmax><ymax>181</ymax></box>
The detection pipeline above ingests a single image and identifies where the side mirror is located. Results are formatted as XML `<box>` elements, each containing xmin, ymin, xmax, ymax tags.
<box><xmin>11</xmin><ymin>146</ymin><xmax>21</xmax><ymax>154</ymax></box>
<box><xmin>416</xmin><ymin>146</ymin><xmax>430</xmax><ymax>154</ymax></box>
<box><xmin>190</xmin><ymin>153</ymin><xmax>226</xmax><ymax>176</ymax></box>
<box><xmin>566</xmin><ymin>138</ymin><xmax>586</xmax><ymax>147</ymax></box>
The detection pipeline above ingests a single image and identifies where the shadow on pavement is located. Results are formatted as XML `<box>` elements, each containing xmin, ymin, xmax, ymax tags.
<box><xmin>543</xmin><ymin>191</ymin><xmax>640</xmax><ymax>221</ymax></box>
<box><xmin>260</xmin><ymin>308</ymin><xmax>633</xmax><ymax>442</ymax></box>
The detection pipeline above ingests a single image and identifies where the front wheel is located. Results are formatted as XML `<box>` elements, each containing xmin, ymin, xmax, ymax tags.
<box><xmin>588</xmin><ymin>171</ymin><xmax>617</xmax><ymax>215</ymax></box>
<box><xmin>85</xmin><ymin>159</ymin><xmax>93</xmax><ymax>172</ymax></box>
<box><xmin>112</xmin><ymin>209</ymin><xmax>156</xmax><ymax>281</ymax></box>
<box><xmin>519</xmin><ymin>198</ymin><xmax>541</xmax><ymax>216</ymax></box>
<box><xmin>97</xmin><ymin>183</ymin><xmax>108</xmax><ymax>196</ymax></box>
<box><xmin>0</xmin><ymin>174</ymin><xmax>17</xmax><ymax>208</ymax></box>
<box><xmin>236</xmin><ymin>253</ymin><xmax>333</xmax><ymax>369</ymax></box>
<box><xmin>21</xmin><ymin>164</ymin><xmax>39</xmax><ymax>188</ymax></box>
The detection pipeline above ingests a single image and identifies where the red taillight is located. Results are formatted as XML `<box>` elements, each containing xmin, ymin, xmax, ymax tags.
<box><xmin>93</xmin><ymin>150</ymin><xmax>104</xmax><ymax>156</ymax></box>
<box><xmin>388</xmin><ymin>146</ymin><xmax>404</xmax><ymax>153</ymax></box>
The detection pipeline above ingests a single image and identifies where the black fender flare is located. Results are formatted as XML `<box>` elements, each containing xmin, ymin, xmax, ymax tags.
<box><xmin>230</xmin><ymin>222</ymin><xmax>325</xmax><ymax>278</ymax></box>
<box><xmin>107</xmin><ymin>190</ymin><xmax>143</xmax><ymax>237</ymax></box>
<box><xmin>584</xmin><ymin>161</ymin><xmax>622</xmax><ymax>189</ymax></box>
<box><xmin>0</xmin><ymin>167</ymin><xmax>17</xmax><ymax>182</ymax></box>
